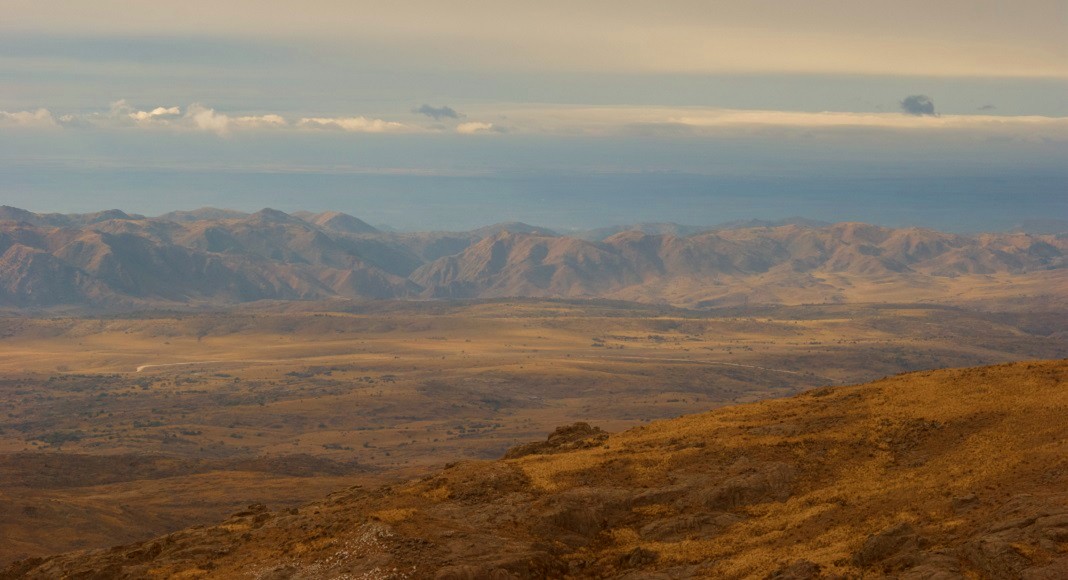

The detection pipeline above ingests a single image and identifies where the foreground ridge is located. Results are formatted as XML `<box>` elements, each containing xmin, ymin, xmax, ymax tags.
<box><xmin>6</xmin><ymin>360</ymin><xmax>1068</xmax><ymax>579</ymax></box>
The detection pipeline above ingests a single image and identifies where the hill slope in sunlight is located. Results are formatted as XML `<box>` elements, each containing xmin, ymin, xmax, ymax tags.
<box><xmin>7</xmin><ymin>359</ymin><xmax>1067</xmax><ymax>579</ymax></box>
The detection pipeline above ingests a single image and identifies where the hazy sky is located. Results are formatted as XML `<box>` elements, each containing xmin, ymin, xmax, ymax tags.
<box><xmin>2</xmin><ymin>1</ymin><xmax>1066</xmax><ymax>230</ymax></box>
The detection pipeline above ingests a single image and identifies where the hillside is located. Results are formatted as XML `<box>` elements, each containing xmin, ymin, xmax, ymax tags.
<box><xmin>7</xmin><ymin>359</ymin><xmax>1066</xmax><ymax>579</ymax></box>
<box><xmin>1</xmin><ymin>207</ymin><xmax>1065</xmax><ymax>310</ymax></box>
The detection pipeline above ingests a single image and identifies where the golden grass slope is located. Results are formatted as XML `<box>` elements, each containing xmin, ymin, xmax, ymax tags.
<box><xmin>8</xmin><ymin>359</ymin><xmax>1066</xmax><ymax>578</ymax></box>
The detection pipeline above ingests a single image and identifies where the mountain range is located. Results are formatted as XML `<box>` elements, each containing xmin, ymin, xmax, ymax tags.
<box><xmin>1</xmin><ymin>206</ymin><xmax>1065</xmax><ymax>310</ymax></box>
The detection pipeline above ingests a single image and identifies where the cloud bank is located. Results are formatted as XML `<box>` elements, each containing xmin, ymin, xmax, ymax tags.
<box><xmin>7</xmin><ymin>1</ymin><xmax>1067</xmax><ymax>78</ymax></box>
<box><xmin>4</xmin><ymin>101</ymin><xmax>1066</xmax><ymax>142</ymax></box>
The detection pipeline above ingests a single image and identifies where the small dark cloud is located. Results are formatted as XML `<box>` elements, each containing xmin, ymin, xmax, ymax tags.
<box><xmin>900</xmin><ymin>95</ymin><xmax>935</xmax><ymax>116</ymax></box>
<box><xmin>414</xmin><ymin>104</ymin><xmax>463</xmax><ymax>121</ymax></box>
<box><xmin>978</xmin><ymin>104</ymin><xmax>996</xmax><ymax>111</ymax></box>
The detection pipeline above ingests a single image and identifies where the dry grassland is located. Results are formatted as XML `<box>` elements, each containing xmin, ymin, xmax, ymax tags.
<box><xmin>0</xmin><ymin>299</ymin><xmax>1064</xmax><ymax>564</ymax></box>
<box><xmin>10</xmin><ymin>360</ymin><xmax>1066</xmax><ymax>578</ymax></box>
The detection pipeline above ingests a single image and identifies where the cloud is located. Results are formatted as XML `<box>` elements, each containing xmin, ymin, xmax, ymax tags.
<box><xmin>298</xmin><ymin>116</ymin><xmax>410</xmax><ymax>133</ymax></box>
<box><xmin>233</xmin><ymin>114</ymin><xmax>286</xmax><ymax>128</ymax></box>
<box><xmin>0</xmin><ymin>108</ymin><xmax>57</xmax><ymax>127</ymax></box>
<box><xmin>129</xmin><ymin>106</ymin><xmax>181</xmax><ymax>121</ymax></box>
<box><xmin>108</xmin><ymin>99</ymin><xmax>133</xmax><ymax>116</ymax></box>
<box><xmin>456</xmin><ymin>121</ymin><xmax>503</xmax><ymax>134</ymax></box>
<box><xmin>900</xmin><ymin>95</ymin><xmax>936</xmax><ymax>116</ymax></box>
<box><xmin>415</xmin><ymin>104</ymin><xmax>463</xmax><ymax>121</ymax></box>
<box><xmin>183</xmin><ymin>105</ymin><xmax>285</xmax><ymax>135</ymax></box>
<box><xmin>101</xmin><ymin>99</ymin><xmax>182</xmax><ymax>126</ymax></box>
<box><xmin>185</xmin><ymin>103</ymin><xmax>232</xmax><ymax>135</ymax></box>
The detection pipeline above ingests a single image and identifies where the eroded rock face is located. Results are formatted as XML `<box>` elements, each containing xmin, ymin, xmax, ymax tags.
<box><xmin>853</xmin><ymin>522</ymin><xmax>928</xmax><ymax>570</ymax></box>
<box><xmin>699</xmin><ymin>459</ymin><xmax>796</xmax><ymax>510</ymax></box>
<box><xmin>531</xmin><ymin>486</ymin><xmax>642</xmax><ymax>550</ymax></box>
<box><xmin>952</xmin><ymin>493</ymin><xmax>980</xmax><ymax>513</ymax></box>
<box><xmin>897</xmin><ymin>553</ymin><xmax>963</xmax><ymax>580</ymax></box>
<box><xmin>639</xmin><ymin>512</ymin><xmax>741</xmax><ymax>542</ymax></box>
<box><xmin>503</xmin><ymin>422</ymin><xmax>609</xmax><ymax>459</ymax></box>
<box><xmin>434</xmin><ymin>551</ymin><xmax>567</xmax><ymax>580</ymax></box>
<box><xmin>850</xmin><ymin>495</ymin><xmax>1068</xmax><ymax>579</ymax></box>
<box><xmin>764</xmin><ymin>559</ymin><xmax>822</xmax><ymax>580</ymax></box>
<box><xmin>1021</xmin><ymin>558</ymin><xmax>1068</xmax><ymax>580</ymax></box>
<box><xmin>962</xmin><ymin>496</ymin><xmax>1068</xmax><ymax>579</ymax></box>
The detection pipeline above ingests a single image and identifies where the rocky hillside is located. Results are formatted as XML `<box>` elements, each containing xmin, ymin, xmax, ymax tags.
<box><xmin>6</xmin><ymin>360</ymin><xmax>1067</xmax><ymax>578</ymax></box>
<box><xmin>1</xmin><ymin>206</ymin><xmax>1065</xmax><ymax>310</ymax></box>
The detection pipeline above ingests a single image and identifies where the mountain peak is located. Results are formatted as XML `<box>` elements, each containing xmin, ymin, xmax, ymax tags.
<box><xmin>248</xmin><ymin>208</ymin><xmax>297</xmax><ymax>223</ymax></box>
<box><xmin>307</xmin><ymin>211</ymin><xmax>379</xmax><ymax>234</ymax></box>
<box><xmin>85</xmin><ymin>209</ymin><xmax>134</xmax><ymax>222</ymax></box>
<box><xmin>158</xmin><ymin>208</ymin><xmax>249</xmax><ymax>222</ymax></box>
<box><xmin>0</xmin><ymin>206</ymin><xmax>38</xmax><ymax>224</ymax></box>
<box><xmin>472</xmin><ymin>222</ymin><xmax>558</xmax><ymax>238</ymax></box>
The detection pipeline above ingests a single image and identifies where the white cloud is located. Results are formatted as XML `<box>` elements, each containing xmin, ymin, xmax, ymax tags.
<box><xmin>185</xmin><ymin>103</ymin><xmax>231</xmax><ymax>135</ymax></box>
<box><xmin>183</xmin><ymin>105</ymin><xmax>285</xmax><ymax>135</ymax></box>
<box><xmin>0</xmin><ymin>108</ymin><xmax>58</xmax><ymax>127</ymax></box>
<box><xmin>108</xmin><ymin>99</ymin><xmax>132</xmax><ymax>116</ymax></box>
<box><xmin>455</xmin><ymin>121</ymin><xmax>499</xmax><ymax>134</ymax></box>
<box><xmin>97</xmin><ymin>99</ymin><xmax>182</xmax><ymax>126</ymax></box>
<box><xmin>298</xmin><ymin>116</ymin><xmax>411</xmax><ymax>133</ymax></box>
<box><xmin>92</xmin><ymin>101</ymin><xmax>286</xmax><ymax>134</ymax></box>
<box><xmin>233</xmin><ymin>114</ymin><xmax>287</xmax><ymax>129</ymax></box>
<box><xmin>129</xmin><ymin>106</ymin><xmax>181</xmax><ymax>121</ymax></box>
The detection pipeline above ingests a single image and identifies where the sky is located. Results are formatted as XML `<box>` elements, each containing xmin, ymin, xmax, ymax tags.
<box><xmin>2</xmin><ymin>1</ymin><xmax>1066</xmax><ymax>231</ymax></box>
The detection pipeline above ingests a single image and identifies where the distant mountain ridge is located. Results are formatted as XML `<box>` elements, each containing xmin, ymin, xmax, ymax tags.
<box><xmin>572</xmin><ymin>217</ymin><xmax>830</xmax><ymax>241</ymax></box>
<box><xmin>0</xmin><ymin>206</ymin><xmax>145</xmax><ymax>228</ymax></box>
<box><xmin>1013</xmin><ymin>219</ymin><xmax>1068</xmax><ymax>235</ymax></box>
<box><xmin>1</xmin><ymin>207</ymin><xmax>1065</xmax><ymax>310</ymax></box>
<box><xmin>157</xmin><ymin>208</ymin><xmax>250</xmax><ymax>222</ymax></box>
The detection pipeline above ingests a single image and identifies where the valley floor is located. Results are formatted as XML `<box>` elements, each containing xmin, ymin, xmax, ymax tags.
<box><xmin>0</xmin><ymin>299</ymin><xmax>1065</xmax><ymax>570</ymax></box>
